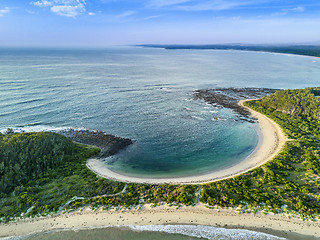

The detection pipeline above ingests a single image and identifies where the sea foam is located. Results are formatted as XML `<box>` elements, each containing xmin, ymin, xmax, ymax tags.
<box><xmin>0</xmin><ymin>224</ymin><xmax>286</xmax><ymax>240</ymax></box>
<box><xmin>0</xmin><ymin>125</ymin><xmax>85</xmax><ymax>134</ymax></box>
<box><xmin>127</xmin><ymin>225</ymin><xmax>285</xmax><ymax>240</ymax></box>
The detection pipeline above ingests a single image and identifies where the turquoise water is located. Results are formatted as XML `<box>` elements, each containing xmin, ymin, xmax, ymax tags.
<box><xmin>1</xmin><ymin>47</ymin><xmax>320</xmax><ymax>239</ymax></box>
<box><xmin>1</xmin><ymin>47</ymin><xmax>320</xmax><ymax>178</ymax></box>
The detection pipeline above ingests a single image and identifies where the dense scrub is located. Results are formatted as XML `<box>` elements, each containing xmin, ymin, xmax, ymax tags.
<box><xmin>0</xmin><ymin>132</ymin><xmax>124</xmax><ymax>221</ymax></box>
<box><xmin>254</xmin><ymin>87</ymin><xmax>320</xmax><ymax>119</ymax></box>
<box><xmin>0</xmin><ymin>132</ymin><xmax>197</xmax><ymax>222</ymax></box>
<box><xmin>0</xmin><ymin>132</ymin><xmax>80</xmax><ymax>193</ymax></box>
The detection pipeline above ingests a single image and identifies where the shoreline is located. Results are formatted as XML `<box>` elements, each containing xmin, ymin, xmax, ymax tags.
<box><xmin>86</xmin><ymin>99</ymin><xmax>288</xmax><ymax>184</ymax></box>
<box><xmin>0</xmin><ymin>203</ymin><xmax>319</xmax><ymax>239</ymax></box>
<box><xmin>139</xmin><ymin>45</ymin><xmax>320</xmax><ymax>59</ymax></box>
<box><xmin>1</xmin><ymin>99</ymin><xmax>319</xmax><ymax>239</ymax></box>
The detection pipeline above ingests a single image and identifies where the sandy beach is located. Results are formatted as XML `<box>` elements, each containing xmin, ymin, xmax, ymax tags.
<box><xmin>0</xmin><ymin>100</ymin><xmax>303</xmax><ymax>239</ymax></box>
<box><xmin>0</xmin><ymin>203</ymin><xmax>319</xmax><ymax>239</ymax></box>
<box><xmin>86</xmin><ymin>99</ymin><xmax>288</xmax><ymax>184</ymax></box>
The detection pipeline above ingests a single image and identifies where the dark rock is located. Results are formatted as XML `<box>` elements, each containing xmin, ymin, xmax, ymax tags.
<box><xmin>58</xmin><ymin>129</ymin><xmax>133</xmax><ymax>158</ymax></box>
<box><xmin>193</xmin><ymin>88</ymin><xmax>277</xmax><ymax>122</ymax></box>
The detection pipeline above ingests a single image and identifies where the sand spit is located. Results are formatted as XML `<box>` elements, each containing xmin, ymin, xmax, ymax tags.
<box><xmin>86</xmin><ymin>99</ymin><xmax>287</xmax><ymax>184</ymax></box>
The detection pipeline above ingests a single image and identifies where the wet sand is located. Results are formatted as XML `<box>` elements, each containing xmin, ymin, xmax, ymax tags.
<box><xmin>0</xmin><ymin>203</ymin><xmax>319</xmax><ymax>239</ymax></box>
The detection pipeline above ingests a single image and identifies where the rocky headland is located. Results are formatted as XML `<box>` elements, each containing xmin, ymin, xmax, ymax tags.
<box><xmin>58</xmin><ymin>129</ymin><xmax>133</xmax><ymax>158</ymax></box>
<box><xmin>193</xmin><ymin>88</ymin><xmax>277</xmax><ymax>122</ymax></box>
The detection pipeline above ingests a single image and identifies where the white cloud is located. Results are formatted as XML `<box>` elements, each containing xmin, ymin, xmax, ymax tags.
<box><xmin>176</xmin><ymin>0</ymin><xmax>266</xmax><ymax>11</ymax></box>
<box><xmin>26</xmin><ymin>9</ymin><xmax>37</xmax><ymax>14</ymax></box>
<box><xmin>0</xmin><ymin>7</ymin><xmax>10</xmax><ymax>17</ymax></box>
<box><xmin>116</xmin><ymin>10</ymin><xmax>136</xmax><ymax>18</ymax></box>
<box><xmin>140</xmin><ymin>15</ymin><xmax>162</xmax><ymax>21</ymax></box>
<box><xmin>88</xmin><ymin>12</ymin><xmax>95</xmax><ymax>16</ymax></box>
<box><xmin>31</xmin><ymin>0</ymin><xmax>53</xmax><ymax>7</ymax></box>
<box><xmin>178</xmin><ymin>2</ymin><xmax>241</xmax><ymax>11</ymax></box>
<box><xmin>274</xmin><ymin>6</ymin><xmax>305</xmax><ymax>16</ymax></box>
<box><xmin>146</xmin><ymin>0</ymin><xmax>274</xmax><ymax>11</ymax></box>
<box><xmin>51</xmin><ymin>4</ymin><xmax>85</xmax><ymax>17</ymax></box>
<box><xmin>283</xmin><ymin>6</ymin><xmax>305</xmax><ymax>12</ymax></box>
<box><xmin>148</xmin><ymin>0</ymin><xmax>191</xmax><ymax>8</ymax></box>
<box><xmin>31</xmin><ymin>0</ymin><xmax>86</xmax><ymax>17</ymax></box>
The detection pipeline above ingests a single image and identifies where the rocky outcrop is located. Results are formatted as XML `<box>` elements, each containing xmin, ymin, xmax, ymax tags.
<box><xmin>193</xmin><ymin>88</ymin><xmax>277</xmax><ymax>122</ymax></box>
<box><xmin>58</xmin><ymin>129</ymin><xmax>133</xmax><ymax>158</ymax></box>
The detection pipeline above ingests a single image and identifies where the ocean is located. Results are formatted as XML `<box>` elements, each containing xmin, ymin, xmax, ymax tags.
<box><xmin>1</xmin><ymin>47</ymin><xmax>319</xmax><ymax>178</ymax></box>
<box><xmin>1</xmin><ymin>47</ymin><xmax>320</xmax><ymax>239</ymax></box>
<box><xmin>7</xmin><ymin>225</ymin><xmax>288</xmax><ymax>240</ymax></box>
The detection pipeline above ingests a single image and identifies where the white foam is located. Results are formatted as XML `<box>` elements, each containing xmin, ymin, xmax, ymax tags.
<box><xmin>0</xmin><ymin>236</ymin><xmax>28</xmax><ymax>240</ymax></box>
<box><xmin>128</xmin><ymin>225</ymin><xmax>285</xmax><ymax>240</ymax></box>
<box><xmin>191</xmin><ymin>116</ymin><xmax>205</xmax><ymax>121</ymax></box>
<box><xmin>0</xmin><ymin>125</ymin><xmax>85</xmax><ymax>134</ymax></box>
<box><xmin>0</xmin><ymin>224</ymin><xmax>286</xmax><ymax>240</ymax></box>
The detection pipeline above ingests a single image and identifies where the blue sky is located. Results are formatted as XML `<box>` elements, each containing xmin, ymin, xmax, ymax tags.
<box><xmin>0</xmin><ymin>0</ymin><xmax>320</xmax><ymax>46</ymax></box>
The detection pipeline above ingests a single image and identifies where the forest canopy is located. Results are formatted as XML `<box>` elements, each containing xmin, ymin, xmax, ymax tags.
<box><xmin>254</xmin><ymin>87</ymin><xmax>320</xmax><ymax>119</ymax></box>
<box><xmin>0</xmin><ymin>132</ymin><xmax>99</xmax><ymax>193</ymax></box>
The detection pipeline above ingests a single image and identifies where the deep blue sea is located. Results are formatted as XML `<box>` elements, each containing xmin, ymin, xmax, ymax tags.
<box><xmin>1</xmin><ymin>47</ymin><xmax>320</xmax><ymax>239</ymax></box>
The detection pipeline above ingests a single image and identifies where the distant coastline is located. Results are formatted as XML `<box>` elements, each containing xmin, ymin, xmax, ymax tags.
<box><xmin>139</xmin><ymin>44</ymin><xmax>320</xmax><ymax>58</ymax></box>
<box><xmin>86</xmin><ymin>98</ymin><xmax>287</xmax><ymax>184</ymax></box>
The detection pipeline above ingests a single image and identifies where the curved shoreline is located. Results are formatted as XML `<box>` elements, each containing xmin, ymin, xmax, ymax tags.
<box><xmin>86</xmin><ymin>99</ymin><xmax>288</xmax><ymax>184</ymax></box>
<box><xmin>2</xmin><ymin>100</ymin><xmax>319</xmax><ymax>239</ymax></box>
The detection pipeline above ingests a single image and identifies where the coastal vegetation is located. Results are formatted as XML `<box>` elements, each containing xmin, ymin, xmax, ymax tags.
<box><xmin>201</xmin><ymin>87</ymin><xmax>320</xmax><ymax>216</ymax></box>
<box><xmin>0</xmin><ymin>132</ymin><xmax>123</xmax><ymax>222</ymax></box>
<box><xmin>0</xmin><ymin>132</ymin><xmax>89</xmax><ymax>193</ymax></box>
<box><xmin>1</xmin><ymin>87</ymin><xmax>320</xmax><ymax>222</ymax></box>
<box><xmin>0</xmin><ymin>132</ymin><xmax>196</xmax><ymax>222</ymax></box>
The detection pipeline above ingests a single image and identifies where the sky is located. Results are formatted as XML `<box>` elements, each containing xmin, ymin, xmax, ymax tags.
<box><xmin>0</xmin><ymin>0</ymin><xmax>320</xmax><ymax>46</ymax></box>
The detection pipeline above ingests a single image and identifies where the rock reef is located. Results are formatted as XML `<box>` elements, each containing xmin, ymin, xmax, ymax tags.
<box><xmin>193</xmin><ymin>88</ymin><xmax>277</xmax><ymax>122</ymax></box>
<box><xmin>59</xmin><ymin>129</ymin><xmax>133</xmax><ymax>158</ymax></box>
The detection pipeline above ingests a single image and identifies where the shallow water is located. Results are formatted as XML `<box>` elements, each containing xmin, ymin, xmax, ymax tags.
<box><xmin>1</xmin><ymin>47</ymin><xmax>320</xmax><ymax>239</ymax></box>
<box><xmin>11</xmin><ymin>225</ymin><xmax>284</xmax><ymax>240</ymax></box>
<box><xmin>1</xmin><ymin>47</ymin><xmax>320</xmax><ymax>178</ymax></box>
